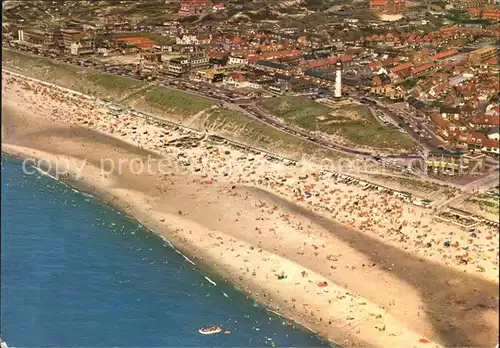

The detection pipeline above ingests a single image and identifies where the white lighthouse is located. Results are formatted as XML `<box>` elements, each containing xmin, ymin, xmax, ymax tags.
<box><xmin>334</xmin><ymin>61</ymin><xmax>342</xmax><ymax>98</ymax></box>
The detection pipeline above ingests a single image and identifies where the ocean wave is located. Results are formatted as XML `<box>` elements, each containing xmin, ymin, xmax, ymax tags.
<box><xmin>81</xmin><ymin>192</ymin><xmax>95</xmax><ymax>199</ymax></box>
<box><xmin>159</xmin><ymin>235</ymin><xmax>174</xmax><ymax>249</ymax></box>
<box><xmin>33</xmin><ymin>166</ymin><xmax>58</xmax><ymax>181</ymax></box>
<box><xmin>182</xmin><ymin>254</ymin><xmax>196</xmax><ymax>266</ymax></box>
<box><xmin>204</xmin><ymin>276</ymin><xmax>216</xmax><ymax>286</ymax></box>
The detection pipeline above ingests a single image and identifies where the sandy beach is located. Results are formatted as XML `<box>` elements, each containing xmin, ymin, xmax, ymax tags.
<box><xmin>2</xmin><ymin>71</ymin><xmax>498</xmax><ymax>347</ymax></box>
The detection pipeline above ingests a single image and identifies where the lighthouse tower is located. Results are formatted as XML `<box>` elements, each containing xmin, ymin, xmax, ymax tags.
<box><xmin>334</xmin><ymin>60</ymin><xmax>342</xmax><ymax>98</ymax></box>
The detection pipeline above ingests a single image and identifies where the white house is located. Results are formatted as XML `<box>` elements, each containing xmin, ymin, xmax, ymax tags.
<box><xmin>176</xmin><ymin>34</ymin><xmax>198</xmax><ymax>46</ymax></box>
<box><xmin>223</xmin><ymin>73</ymin><xmax>260</xmax><ymax>89</ymax></box>
<box><xmin>228</xmin><ymin>55</ymin><xmax>248</xmax><ymax>65</ymax></box>
<box><xmin>97</xmin><ymin>47</ymin><xmax>109</xmax><ymax>56</ymax></box>
<box><xmin>70</xmin><ymin>41</ymin><xmax>94</xmax><ymax>56</ymax></box>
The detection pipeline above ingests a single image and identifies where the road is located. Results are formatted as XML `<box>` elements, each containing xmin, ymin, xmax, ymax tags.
<box><xmin>361</xmin><ymin>97</ymin><xmax>444</xmax><ymax>150</ymax></box>
<box><xmin>3</xmin><ymin>45</ymin><xmax>447</xmax><ymax>163</ymax></box>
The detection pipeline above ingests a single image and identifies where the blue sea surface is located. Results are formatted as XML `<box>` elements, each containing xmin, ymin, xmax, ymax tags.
<box><xmin>1</xmin><ymin>154</ymin><xmax>332</xmax><ymax>347</ymax></box>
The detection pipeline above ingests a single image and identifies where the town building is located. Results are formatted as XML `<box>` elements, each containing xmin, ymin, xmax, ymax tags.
<box><xmin>61</xmin><ymin>28</ymin><xmax>84</xmax><ymax>47</ymax></box>
<box><xmin>195</xmin><ymin>69</ymin><xmax>225</xmax><ymax>83</ymax></box>
<box><xmin>426</xmin><ymin>149</ymin><xmax>486</xmax><ymax>175</ymax></box>
<box><xmin>369</xmin><ymin>0</ymin><xmax>406</xmax><ymax>15</ymax></box>
<box><xmin>446</xmin><ymin>0</ymin><xmax>498</xmax><ymax>9</ymax></box>
<box><xmin>223</xmin><ymin>73</ymin><xmax>260</xmax><ymax>89</ymax></box>
<box><xmin>189</xmin><ymin>52</ymin><xmax>210</xmax><ymax>70</ymax></box>
<box><xmin>167</xmin><ymin>57</ymin><xmax>190</xmax><ymax>77</ymax></box>
<box><xmin>228</xmin><ymin>56</ymin><xmax>248</xmax><ymax>65</ymax></box>
<box><xmin>469</xmin><ymin>46</ymin><xmax>498</xmax><ymax>65</ymax></box>
<box><xmin>18</xmin><ymin>29</ymin><xmax>49</xmax><ymax>45</ymax></box>
<box><xmin>179</xmin><ymin>0</ymin><xmax>213</xmax><ymax>17</ymax></box>
<box><xmin>70</xmin><ymin>38</ymin><xmax>94</xmax><ymax>56</ymax></box>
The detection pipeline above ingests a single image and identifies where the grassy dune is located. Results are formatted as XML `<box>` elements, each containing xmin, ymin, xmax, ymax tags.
<box><xmin>141</xmin><ymin>87</ymin><xmax>215</xmax><ymax>116</ymax></box>
<box><xmin>2</xmin><ymin>49</ymin><xmax>349</xmax><ymax>160</ymax></box>
<box><xmin>203</xmin><ymin>109</ymin><xmax>345</xmax><ymax>159</ymax></box>
<box><xmin>260</xmin><ymin>96</ymin><xmax>415</xmax><ymax>151</ymax></box>
<box><xmin>2</xmin><ymin>49</ymin><xmax>144</xmax><ymax>98</ymax></box>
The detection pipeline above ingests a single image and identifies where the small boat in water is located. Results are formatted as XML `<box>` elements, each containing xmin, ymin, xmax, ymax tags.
<box><xmin>0</xmin><ymin>337</ymin><xmax>8</xmax><ymax>348</ymax></box>
<box><xmin>199</xmin><ymin>325</ymin><xmax>222</xmax><ymax>335</ymax></box>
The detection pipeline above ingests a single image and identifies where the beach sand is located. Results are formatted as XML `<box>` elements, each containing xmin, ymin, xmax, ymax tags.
<box><xmin>2</xmin><ymin>72</ymin><xmax>498</xmax><ymax>347</ymax></box>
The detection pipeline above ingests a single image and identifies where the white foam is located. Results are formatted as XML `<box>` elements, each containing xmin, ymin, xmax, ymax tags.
<box><xmin>81</xmin><ymin>192</ymin><xmax>95</xmax><ymax>199</ymax></box>
<box><xmin>204</xmin><ymin>276</ymin><xmax>216</xmax><ymax>286</ymax></box>
<box><xmin>183</xmin><ymin>254</ymin><xmax>196</xmax><ymax>266</ymax></box>
<box><xmin>33</xmin><ymin>166</ymin><xmax>58</xmax><ymax>181</ymax></box>
<box><xmin>159</xmin><ymin>235</ymin><xmax>174</xmax><ymax>249</ymax></box>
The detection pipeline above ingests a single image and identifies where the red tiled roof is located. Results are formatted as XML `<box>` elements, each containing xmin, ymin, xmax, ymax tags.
<box><xmin>411</xmin><ymin>63</ymin><xmax>434</xmax><ymax>74</ymax></box>
<box><xmin>136</xmin><ymin>42</ymin><xmax>153</xmax><ymax>49</ymax></box>
<box><xmin>487</xmin><ymin>57</ymin><xmax>498</xmax><ymax>65</ymax></box>
<box><xmin>434</xmin><ymin>82</ymin><xmax>450</xmax><ymax>92</ymax></box>
<box><xmin>390</xmin><ymin>62</ymin><xmax>414</xmax><ymax>73</ymax></box>
<box><xmin>307</xmin><ymin>56</ymin><xmax>338</xmax><ymax>68</ymax></box>
<box><xmin>471</xmin><ymin>115</ymin><xmax>500</xmax><ymax>126</ymax></box>
<box><xmin>248</xmin><ymin>54</ymin><xmax>259</xmax><ymax>63</ymax></box>
<box><xmin>341</xmin><ymin>55</ymin><xmax>352</xmax><ymax>63</ymax></box>
<box><xmin>430</xmin><ymin>113</ymin><xmax>449</xmax><ymax>129</ymax></box>
<box><xmin>483</xmin><ymin>9</ymin><xmax>500</xmax><ymax>19</ymax></box>
<box><xmin>227</xmin><ymin>72</ymin><xmax>248</xmax><ymax>82</ymax></box>
<box><xmin>431</xmin><ymin>49</ymin><xmax>458</xmax><ymax>60</ymax></box>
<box><xmin>368</xmin><ymin>61</ymin><xmax>381</xmax><ymax>70</ymax></box>
<box><xmin>484</xmin><ymin>139</ymin><xmax>500</xmax><ymax>149</ymax></box>
<box><xmin>467</xmin><ymin>132</ymin><xmax>486</xmax><ymax>145</ymax></box>
<box><xmin>116</xmin><ymin>37</ymin><xmax>154</xmax><ymax>45</ymax></box>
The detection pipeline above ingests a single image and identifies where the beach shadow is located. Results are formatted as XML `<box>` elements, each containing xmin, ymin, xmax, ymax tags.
<box><xmin>249</xmin><ymin>187</ymin><xmax>499</xmax><ymax>347</ymax></box>
<box><xmin>8</xmin><ymin>125</ymin><xmax>159</xmax><ymax>159</ymax></box>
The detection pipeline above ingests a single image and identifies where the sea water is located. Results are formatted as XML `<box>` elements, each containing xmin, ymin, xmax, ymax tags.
<box><xmin>1</xmin><ymin>154</ymin><xmax>333</xmax><ymax>347</ymax></box>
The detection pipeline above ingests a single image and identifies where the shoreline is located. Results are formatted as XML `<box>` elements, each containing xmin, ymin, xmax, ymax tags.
<box><xmin>3</xmin><ymin>150</ymin><xmax>329</xmax><ymax>345</ymax></box>
<box><xmin>2</xmin><ymin>71</ymin><xmax>498</xmax><ymax>348</ymax></box>
<box><xmin>1</xmin><ymin>148</ymin><xmax>344</xmax><ymax>347</ymax></box>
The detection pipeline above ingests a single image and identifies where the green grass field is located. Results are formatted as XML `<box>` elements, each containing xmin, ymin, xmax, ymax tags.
<box><xmin>320</xmin><ymin>105</ymin><xmax>415</xmax><ymax>151</ymax></box>
<box><xmin>141</xmin><ymin>87</ymin><xmax>215</xmax><ymax>116</ymax></box>
<box><xmin>259</xmin><ymin>96</ymin><xmax>331</xmax><ymax>130</ymax></box>
<box><xmin>2</xmin><ymin>49</ymin><xmax>143</xmax><ymax>98</ymax></box>
<box><xmin>204</xmin><ymin>109</ymin><xmax>347</xmax><ymax>159</ymax></box>
<box><xmin>3</xmin><ymin>48</ymin><xmax>80</xmax><ymax>79</ymax></box>
<box><xmin>260</xmin><ymin>97</ymin><xmax>415</xmax><ymax>151</ymax></box>
<box><xmin>85</xmin><ymin>73</ymin><xmax>143</xmax><ymax>92</ymax></box>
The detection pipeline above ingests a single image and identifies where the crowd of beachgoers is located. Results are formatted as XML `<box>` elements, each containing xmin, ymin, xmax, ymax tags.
<box><xmin>3</xmin><ymin>73</ymin><xmax>497</xmax><ymax>281</ymax></box>
<box><xmin>2</xmin><ymin>71</ymin><xmax>499</xmax><ymax>348</ymax></box>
